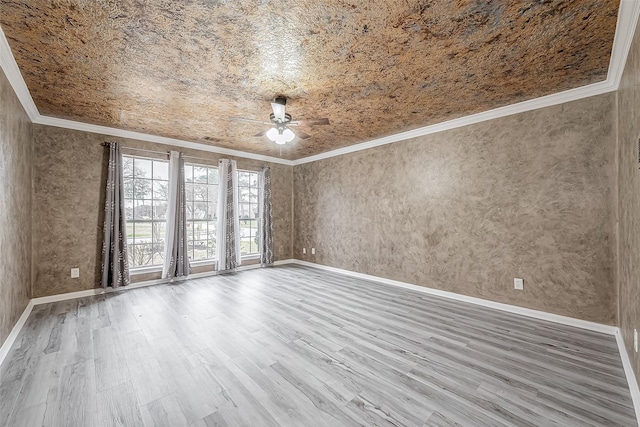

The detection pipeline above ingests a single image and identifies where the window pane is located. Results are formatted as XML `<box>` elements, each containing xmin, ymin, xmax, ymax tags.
<box><xmin>186</xmin><ymin>221</ymin><xmax>194</xmax><ymax>241</ymax></box>
<box><xmin>184</xmin><ymin>165</ymin><xmax>193</xmax><ymax>182</ymax></box>
<box><xmin>152</xmin><ymin>222</ymin><xmax>166</xmax><ymax>246</ymax></box>
<box><xmin>136</xmin><ymin>179</ymin><xmax>153</xmax><ymax>199</ymax></box>
<box><xmin>193</xmin><ymin>240</ymin><xmax>208</xmax><ymax>261</ymax></box>
<box><xmin>134</xmin><ymin>222</ymin><xmax>153</xmax><ymax>244</ymax></box>
<box><xmin>134</xmin><ymin>200</ymin><xmax>152</xmax><ymax>220</ymax></box>
<box><xmin>123</xmin><ymin>157</ymin><xmax>134</xmax><ymax>177</ymax></box>
<box><xmin>193</xmin><ymin>202</ymin><xmax>207</xmax><ymax>219</ymax></box>
<box><xmin>240</xmin><ymin>237</ymin><xmax>251</xmax><ymax>256</ymax></box>
<box><xmin>131</xmin><ymin>244</ymin><xmax>153</xmax><ymax>267</ymax></box>
<box><xmin>153</xmin><ymin>181</ymin><xmax>168</xmax><ymax>200</ymax></box>
<box><xmin>126</xmin><ymin>222</ymin><xmax>135</xmax><ymax>245</ymax></box>
<box><xmin>186</xmin><ymin>202</ymin><xmax>194</xmax><ymax>220</ymax></box>
<box><xmin>125</xmin><ymin>200</ymin><xmax>133</xmax><ymax>221</ymax></box>
<box><xmin>208</xmin><ymin>186</ymin><xmax>218</xmax><ymax>207</ymax></box>
<box><xmin>192</xmin><ymin>221</ymin><xmax>208</xmax><ymax>240</ymax></box>
<box><xmin>249</xmin><ymin>188</ymin><xmax>258</xmax><ymax>203</ymax></box>
<box><xmin>153</xmin><ymin>161</ymin><xmax>168</xmax><ymax>180</ymax></box>
<box><xmin>239</xmin><ymin>188</ymin><xmax>250</xmax><ymax>203</ymax></box>
<box><xmin>193</xmin><ymin>167</ymin><xmax>208</xmax><ymax>183</ymax></box>
<box><xmin>249</xmin><ymin>172</ymin><xmax>257</xmax><ymax>186</ymax></box>
<box><xmin>208</xmin><ymin>168</ymin><xmax>218</xmax><ymax>185</ymax></box>
<box><xmin>239</xmin><ymin>203</ymin><xmax>251</xmax><ymax>219</ymax></box>
<box><xmin>207</xmin><ymin>221</ymin><xmax>217</xmax><ymax>240</ymax></box>
<box><xmin>248</xmin><ymin>204</ymin><xmax>258</xmax><ymax>219</ymax></box>
<box><xmin>186</xmin><ymin>183</ymin><xmax>194</xmax><ymax>202</ymax></box>
<box><xmin>152</xmin><ymin>251</ymin><xmax>164</xmax><ymax>266</ymax></box>
<box><xmin>238</xmin><ymin>172</ymin><xmax>250</xmax><ymax>187</ymax></box>
<box><xmin>134</xmin><ymin>159</ymin><xmax>152</xmax><ymax>178</ymax></box>
<box><xmin>208</xmin><ymin>200</ymin><xmax>217</xmax><ymax>220</ymax></box>
<box><xmin>153</xmin><ymin>200</ymin><xmax>167</xmax><ymax>220</ymax></box>
<box><xmin>193</xmin><ymin>184</ymin><xmax>207</xmax><ymax>201</ymax></box>
<box><xmin>124</xmin><ymin>178</ymin><xmax>134</xmax><ymax>199</ymax></box>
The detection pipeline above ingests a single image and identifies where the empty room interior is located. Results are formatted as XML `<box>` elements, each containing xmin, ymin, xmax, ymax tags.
<box><xmin>3</xmin><ymin>0</ymin><xmax>640</xmax><ymax>426</ymax></box>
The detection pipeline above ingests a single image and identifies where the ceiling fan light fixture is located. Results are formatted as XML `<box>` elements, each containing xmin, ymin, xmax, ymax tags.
<box><xmin>265</xmin><ymin>126</ymin><xmax>296</xmax><ymax>145</ymax></box>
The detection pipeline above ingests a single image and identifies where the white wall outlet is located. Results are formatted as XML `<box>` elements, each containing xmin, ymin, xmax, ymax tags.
<box><xmin>514</xmin><ymin>278</ymin><xmax>524</xmax><ymax>290</ymax></box>
<box><xmin>302</xmin><ymin>248</ymin><xmax>306</xmax><ymax>254</ymax></box>
<box><xmin>71</xmin><ymin>268</ymin><xmax>80</xmax><ymax>279</ymax></box>
<box><xmin>635</xmin><ymin>329</ymin><xmax>638</xmax><ymax>353</ymax></box>
<box><xmin>311</xmin><ymin>248</ymin><xmax>315</xmax><ymax>255</ymax></box>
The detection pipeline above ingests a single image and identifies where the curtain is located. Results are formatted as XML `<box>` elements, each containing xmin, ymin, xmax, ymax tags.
<box><xmin>101</xmin><ymin>142</ymin><xmax>130</xmax><ymax>288</ymax></box>
<box><xmin>162</xmin><ymin>151</ymin><xmax>190</xmax><ymax>279</ymax></box>
<box><xmin>258</xmin><ymin>166</ymin><xmax>274</xmax><ymax>266</ymax></box>
<box><xmin>216</xmin><ymin>159</ymin><xmax>241</xmax><ymax>271</ymax></box>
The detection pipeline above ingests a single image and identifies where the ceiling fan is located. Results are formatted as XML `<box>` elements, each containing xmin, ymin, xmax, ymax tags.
<box><xmin>231</xmin><ymin>97</ymin><xmax>330</xmax><ymax>145</ymax></box>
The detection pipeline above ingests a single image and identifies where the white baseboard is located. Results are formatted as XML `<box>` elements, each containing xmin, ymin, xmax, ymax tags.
<box><xmin>616</xmin><ymin>329</ymin><xmax>640</xmax><ymax>426</ymax></box>
<box><xmin>287</xmin><ymin>259</ymin><xmax>617</xmax><ymax>335</ymax></box>
<box><xmin>0</xmin><ymin>300</ymin><xmax>34</xmax><ymax>368</ymax></box>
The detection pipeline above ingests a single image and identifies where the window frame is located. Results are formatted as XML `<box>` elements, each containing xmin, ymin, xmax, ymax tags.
<box><xmin>122</xmin><ymin>155</ymin><xmax>170</xmax><ymax>271</ymax></box>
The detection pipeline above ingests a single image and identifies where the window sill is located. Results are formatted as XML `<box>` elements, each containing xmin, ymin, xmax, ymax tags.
<box><xmin>131</xmin><ymin>255</ymin><xmax>258</xmax><ymax>274</ymax></box>
<box><xmin>130</xmin><ymin>265</ymin><xmax>163</xmax><ymax>275</ymax></box>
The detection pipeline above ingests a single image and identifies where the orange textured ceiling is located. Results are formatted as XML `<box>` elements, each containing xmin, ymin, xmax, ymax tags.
<box><xmin>0</xmin><ymin>0</ymin><xmax>620</xmax><ymax>159</ymax></box>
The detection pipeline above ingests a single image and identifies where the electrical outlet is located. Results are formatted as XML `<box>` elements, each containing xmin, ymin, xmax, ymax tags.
<box><xmin>635</xmin><ymin>329</ymin><xmax>638</xmax><ymax>353</ymax></box>
<box><xmin>71</xmin><ymin>268</ymin><xmax>80</xmax><ymax>279</ymax></box>
<box><xmin>302</xmin><ymin>248</ymin><xmax>306</xmax><ymax>254</ymax></box>
<box><xmin>514</xmin><ymin>278</ymin><xmax>523</xmax><ymax>290</ymax></box>
<box><xmin>311</xmin><ymin>248</ymin><xmax>315</xmax><ymax>255</ymax></box>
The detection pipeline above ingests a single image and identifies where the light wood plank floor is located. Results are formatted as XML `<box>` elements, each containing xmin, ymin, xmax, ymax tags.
<box><xmin>0</xmin><ymin>265</ymin><xmax>636</xmax><ymax>426</ymax></box>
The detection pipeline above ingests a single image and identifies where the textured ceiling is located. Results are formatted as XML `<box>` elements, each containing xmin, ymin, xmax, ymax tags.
<box><xmin>0</xmin><ymin>1</ymin><xmax>620</xmax><ymax>160</ymax></box>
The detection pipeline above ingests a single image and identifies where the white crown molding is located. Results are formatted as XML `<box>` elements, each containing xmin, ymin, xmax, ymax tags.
<box><xmin>615</xmin><ymin>329</ymin><xmax>640</xmax><ymax>426</ymax></box>
<box><xmin>1</xmin><ymin>0</ymin><xmax>639</xmax><ymax>167</ymax></box>
<box><xmin>289</xmin><ymin>259</ymin><xmax>618</xmax><ymax>335</ymax></box>
<box><xmin>291</xmin><ymin>81</ymin><xmax>615</xmax><ymax>165</ymax></box>
<box><xmin>33</xmin><ymin>115</ymin><xmax>295</xmax><ymax>166</ymax></box>
<box><xmin>0</xmin><ymin>25</ymin><xmax>38</xmax><ymax>121</ymax></box>
<box><xmin>609</xmin><ymin>0</ymin><xmax>640</xmax><ymax>91</ymax></box>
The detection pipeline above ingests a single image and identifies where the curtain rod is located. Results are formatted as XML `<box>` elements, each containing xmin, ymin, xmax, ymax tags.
<box><xmin>101</xmin><ymin>142</ymin><xmax>220</xmax><ymax>163</ymax></box>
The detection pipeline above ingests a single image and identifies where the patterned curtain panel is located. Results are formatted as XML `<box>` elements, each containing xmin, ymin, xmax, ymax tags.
<box><xmin>216</xmin><ymin>159</ymin><xmax>241</xmax><ymax>272</ymax></box>
<box><xmin>258</xmin><ymin>166</ymin><xmax>274</xmax><ymax>266</ymax></box>
<box><xmin>101</xmin><ymin>142</ymin><xmax>130</xmax><ymax>288</ymax></box>
<box><xmin>162</xmin><ymin>151</ymin><xmax>190</xmax><ymax>279</ymax></box>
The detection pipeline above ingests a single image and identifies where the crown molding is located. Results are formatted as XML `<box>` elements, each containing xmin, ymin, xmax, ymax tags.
<box><xmin>1</xmin><ymin>0</ymin><xmax>639</xmax><ymax>167</ymax></box>
<box><xmin>0</xmin><ymin>25</ymin><xmax>38</xmax><ymax>121</ymax></box>
<box><xmin>33</xmin><ymin>115</ymin><xmax>295</xmax><ymax>166</ymax></box>
<box><xmin>608</xmin><ymin>0</ymin><xmax>640</xmax><ymax>91</ymax></box>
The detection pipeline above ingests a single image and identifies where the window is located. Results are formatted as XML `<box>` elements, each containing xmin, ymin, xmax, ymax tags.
<box><xmin>238</xmin><ymin>170</ymin><xmax>259</xmax><ymax>256</ymax></box>
<box><xmin>123</xmin><ymin>156</ymin><xmax>169</xmax><ymax>268</ymax></box>
<box><xmin>185</xmin><ymin>164</ymin><xmax>219</xmax><ymax>262</ymax></box>
<box><xmin>123</xmin><ymin>156</ymin><xmax>258</xmax><ymax>269</ymax></box>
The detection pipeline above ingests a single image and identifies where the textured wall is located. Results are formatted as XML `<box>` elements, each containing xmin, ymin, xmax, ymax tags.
<box><xmin>294</xmin><ymin>94</ymin><xmax>617</xmax><ymax>324</ymax></box>
<box><xmin>617</xmin><ymin>15</ymin><xmax>640</xmax><ymax>385</ymax></box>
<box><xmin>32</xmin><ymin>125</ymin><xmax>293</xmax><ymax>297</ymax></box>
<box><xmin>0</xmin><ymin>67</ymin><xmax>33</xmax><ymax>346</ymax></box>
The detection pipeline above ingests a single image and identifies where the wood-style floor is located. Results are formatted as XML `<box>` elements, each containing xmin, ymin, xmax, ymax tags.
<box><xmin>0</xmin><ymin>265</ymin><xmax>635</xmax><ymax>427</ymax></box>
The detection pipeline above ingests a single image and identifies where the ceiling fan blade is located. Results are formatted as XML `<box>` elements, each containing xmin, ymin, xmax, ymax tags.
<box><xmin>253</xmin><ymin>130</ymin><xmax>268</xmax><ymax>137</ymax></box>
<box><xmin>271</xmin><ymin>102</ymin><xmax>286</xmax><ymax>122</ymax></box>
<box><xmin>292</xmin><ymin>129</ymin><xmax>311</xmax><ymax>140</ymax></box>
<box><xmin>289</xmin><ymin>118</ymin><xmax>330</xmax><ymax>126</ymax></box>
<box><xmin>229</xmin><ymin>117</ymin><xmax>272</xmax><ymax>125</ymax></box>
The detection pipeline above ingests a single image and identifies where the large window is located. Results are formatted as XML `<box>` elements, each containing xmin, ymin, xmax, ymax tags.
<box><xmin>185</xmin><ymin>164</ymin><xmax>219</xmax><ymax>262</ymax></box>
<box><xmin>123</xmin><ymin>156</ymin><xmax>259</xmax><ymax>269</ymax></box>
<box><xmin>123</xmin><ymin>156</ymin><xmax>169</xmax><ymax>268</ymax></box>
<box><xmin>238</xmin><ymin>170</ymin><xmax>259</xmax><ymax>256</ymax></box>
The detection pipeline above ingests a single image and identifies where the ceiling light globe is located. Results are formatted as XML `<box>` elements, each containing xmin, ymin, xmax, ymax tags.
<box><xmin>265</xmin><ymin>127</ymin><xmax>279</xmax><ymax>141</ymax></box>
<box><xmin>283</xmin><ymin>128</ymin><xmax>295</xmax><ymax>143</ymax></box>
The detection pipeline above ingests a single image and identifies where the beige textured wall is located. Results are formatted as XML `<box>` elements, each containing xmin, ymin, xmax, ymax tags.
<box><xmin>0</xmin><ymin>67</ymin><xmax>33</xmax><ymax>346</ymax></box>
<box><xmin>617</xmin><ymin>15</ymin><xmax>640</xmax><ymax>385</ymax></box>
<box><xmin>294</xmin><ymin>93</ymin><xmax>617</xmax><ymax>324</ymax></box>
<box><xmin>32</xmin><ymin>125</ymin><xmax>293</xmax><ymax>297</ymax></box>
